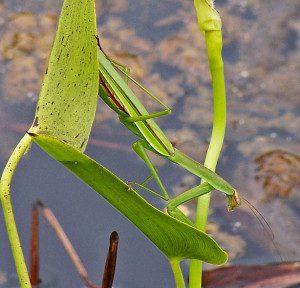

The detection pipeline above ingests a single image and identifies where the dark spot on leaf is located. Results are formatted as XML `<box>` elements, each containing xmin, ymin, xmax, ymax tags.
<box><xmin>80</xmin><ymin>139</ymin><xmax>86</xmax><ymax>149</ymax></box>
<box><xmin>57</xmin><ymin>50</ymin><xmax>62</xmax><ymax>61</ymax></box>
<box><xmin>75</xmin><ymin>134</ymin><xmax>80</xmax><ymax>138</ymax></box>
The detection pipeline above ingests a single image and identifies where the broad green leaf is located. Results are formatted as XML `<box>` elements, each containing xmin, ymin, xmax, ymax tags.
<box><xmin>28</xmin><ymin>0</ymin><xmax>98</xmax><ymax>152</ymax></box>
<box><xmin>30</xmin><ymin>134</ymin><xmax>228</xmax><ymax>265</ymax></box>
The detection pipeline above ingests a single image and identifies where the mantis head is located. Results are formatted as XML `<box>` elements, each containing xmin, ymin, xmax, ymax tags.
<box><xmin>227</xmin><ymin>189</ymin><xmax>241</xmax><ymax>212</ymax></box>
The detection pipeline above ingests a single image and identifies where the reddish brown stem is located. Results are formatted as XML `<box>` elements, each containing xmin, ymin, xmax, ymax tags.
<box><xmin>102</xmin><ymin>231</ymin><xmax>119</xmax><ymax>288</ymax></box>
<box><xmin>30</xmin><ymin>202</ymin><xmax>40</xmax><ymax>286</ymax></box>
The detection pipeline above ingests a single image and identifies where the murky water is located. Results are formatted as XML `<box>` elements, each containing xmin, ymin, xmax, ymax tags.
<box><xmin>0</xmin><ymin>0</ymin><xmax>299</xmax><ymax>287</ymax></box>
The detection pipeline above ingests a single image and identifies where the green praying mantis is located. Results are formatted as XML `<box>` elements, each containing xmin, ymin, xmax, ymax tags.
<box><xmin>96</xmin><ymin>39</ymin><xmax>241</xmax><ymax>223</ymax></box>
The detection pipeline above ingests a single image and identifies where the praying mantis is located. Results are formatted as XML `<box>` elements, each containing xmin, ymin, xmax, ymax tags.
<box><xmin>96</xmin><ymin>40</ymin><xmax>240</xmax><ymax>223</ymax></box>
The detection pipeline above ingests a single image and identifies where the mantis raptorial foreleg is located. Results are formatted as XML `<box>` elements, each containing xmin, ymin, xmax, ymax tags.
<box><xmin>109</xmin><ymin>59</ymin><xmax>131</xmax><ymax>84</ymax></box>
<box><xmin>95</xmin><ymin>36</ymin><xmax>131</xmax><ymax>84</ymax></box>
<box><xmin>99</xmin><ymin>50</ymin><xmax>171</xmax><ymax>120</ymax></box>
<box><xmin>167</xmin><ymin>182</ymin><xmax>213</xmax><ymax>225</ymax></box>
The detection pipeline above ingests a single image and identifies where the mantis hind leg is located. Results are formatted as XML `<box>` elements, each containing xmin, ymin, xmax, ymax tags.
<box><xmin>99</xmin><ymin>48</ymin><xmax>171</xmax><ymax>121</ymax></box>
<box><xmin>110</xmin><ymin>62</ymin><xmax>171</xmax><ymax>121</ymax></box>
<box><xmin>131</xmin><ymin>140</ymin><xmax>169</xmax><ymax>201</ymax></box>
<box><xmin>110</xmin><ymin>59</ymin><xmax>131</xmax><ymax>84</ymax></box>
<box><xmin>122</xmin><ymin>110</ymin><xmax>171</xmax><ymax>123</ymax></box>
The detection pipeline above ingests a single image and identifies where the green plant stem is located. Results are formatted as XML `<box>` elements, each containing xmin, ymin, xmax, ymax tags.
<box><xmin>189</xmin><ymin>30</ymin><xmax>226</xmax><ymax>288</ymax></box>
<box><xmin>0</xmin><ymin>133</ymin><xmax>33</xmax><ymax>288</ymax></box>
<box><xmin>170</xmin><ymin>258</ymin><xmax>186</xmax><ymax>288</ymax></box>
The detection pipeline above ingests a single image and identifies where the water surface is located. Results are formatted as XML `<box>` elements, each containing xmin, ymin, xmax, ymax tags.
<box><xmin>0</xmin><ymin>0</ymin><xmax>299</xmax><ymax>287</ymax></box>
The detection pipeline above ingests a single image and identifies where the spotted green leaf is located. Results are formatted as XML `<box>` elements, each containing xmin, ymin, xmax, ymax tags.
<box><xmin>28</xmin><ymin>0</ymin><xmax>98</xmax><ymax>151</ymax></box>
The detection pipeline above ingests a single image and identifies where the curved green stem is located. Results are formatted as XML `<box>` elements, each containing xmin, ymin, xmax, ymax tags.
<box><xmin>189</xmin><ymin>30</ymin><xmax>227</xmax><ymax>288</ymax></box>
<box><xmin>170</xmin><ymin>258</ymin><xmax>186</xmax><ymax>288</ymax></box>
<box><xmin>0</xmin><ymin>133</ymin><xmax>33</xmax><ymax>288</ymax></box>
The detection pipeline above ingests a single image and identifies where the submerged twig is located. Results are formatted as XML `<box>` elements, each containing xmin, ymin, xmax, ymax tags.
<box><xmin>35</xmin><ymin>200</ymin><xmax>99</xmax><ymax>288</ymax></box>
<box><xmin>31</xmin><ymin>200</ymin><xmax>119</xmax><ymax>288</ymax></box>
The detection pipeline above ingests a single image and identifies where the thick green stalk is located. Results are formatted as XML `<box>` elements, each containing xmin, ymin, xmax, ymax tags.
<box><xmin>170</xmin><ymin>258</ymin><xmax>186</xmax><ymax>288</ymax></box>
<box><xmin>0</xmin><ymin>134</ymin><xmax>33</xmax><ymax>288</ymax></box>
<box><xmin>189</xmin><ymin>30</ymin><xmax>227</xmax><ymax>288</ymax></box>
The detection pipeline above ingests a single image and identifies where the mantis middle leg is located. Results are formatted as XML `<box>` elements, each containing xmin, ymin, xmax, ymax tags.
<box><xmin>131</xmin><ymin>139</ymin><xmax>169</xmax><ymax>201</ymax></box>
